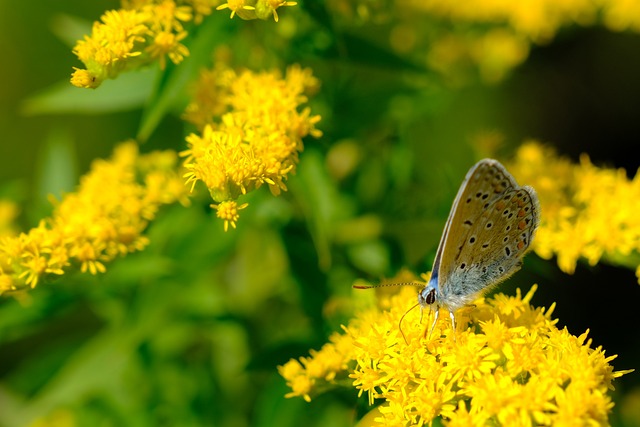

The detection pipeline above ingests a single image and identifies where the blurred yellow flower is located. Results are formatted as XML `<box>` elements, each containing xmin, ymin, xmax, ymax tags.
<box><xmin>412</xmin><ymin>0</ymin><xmax>602</xmax><ymax>84</ymax></box>
<box><xmin>182</xmin><ymin>63</ymin><xmax>321</xmax><ymax>230</ymax></box>
<box><xmin>0</xmin><ymin>143</ymin><xmax>189</xmax><ymax>294</ymax></box>
<box><xmin>402</xmin><ymin>0</ymin><xmax>598</xmax><ymax>44</ymax></box>
<box><xmin>600</xmin><ymin>0</ymin><xmax>640</xmax><ymax>32</ymax></box>
<box><xmin>145</xmin><ymin>29</ymin><xmax>190</xmax><ymax>69</ymax></box>
<box><xmin>280</xmin><ymin>280</ymin><xmax>631</xmax><ymax>425</ymax></box>
<box><xmin>508</xmin><ymin>141</ymin><xmax>640</xmax><ymax>282</ymax></box>
<box><xmin>28</xmin><ymin>408</ymin><xmax>76</xmax><ymax>427</ymax></box>
<box><xmin>0</xmin><ymin>200</ymin><xmax>19</xmax><ymax>238</ymax></box>
<box><xmin>329</xmin><ymin>0</ymin><xmax>640</xmax><ymax>84</ymax></box>
<box><xmin>216</xmin><ymin>0</ymin><xmax>297</xmax><ymax>21</ymax></box>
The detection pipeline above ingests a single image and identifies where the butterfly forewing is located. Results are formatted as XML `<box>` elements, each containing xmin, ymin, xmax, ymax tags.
<box><xmin>436</xmin><ymin>160</ymin><xmax>540</xmax><ymax>308</ymax></box>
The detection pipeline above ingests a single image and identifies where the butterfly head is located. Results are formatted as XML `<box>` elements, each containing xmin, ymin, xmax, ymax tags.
<box><xmin>418</xmin><ymin>283</ymin><xmax>438</xmax><ymax>310</ymax></box>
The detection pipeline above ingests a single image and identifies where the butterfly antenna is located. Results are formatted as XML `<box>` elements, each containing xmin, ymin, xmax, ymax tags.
<box><xmin>398</xmin><ymin>302</ymin><xmax>420</xmax><ymax>345</ymax></box>
<box><xmin>352</xmin><ymin>280</ymin><xmax>425</xmax><ymax>290</ymax></box>
<box><xmin>353</xmin><ymin>279</ymin><xmax>426</xmax><ymax>345</ymax></box>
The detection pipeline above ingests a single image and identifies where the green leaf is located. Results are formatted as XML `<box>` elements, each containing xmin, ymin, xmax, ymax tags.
<box><xmin>50</xmin><ymin>14</ymin><xmax>93</xmax><ymax>48</ymax></box>
<box><xmin>290</xmin><ymin>149</ymin><xmax>353</xmax><ymax>271</ymax></box>
<box><xmin>21</xmin><ymin>68</ymin><xmax>156</xmax><ymax>116</ymax></box>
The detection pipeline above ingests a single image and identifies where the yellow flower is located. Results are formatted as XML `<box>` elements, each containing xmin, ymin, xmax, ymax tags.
<box><xmin>71</xmin><ymin>9</ymin><xmax>148</xmax><ymax>87</ymax></box>
<box><xmin>146</xmin><ymin>30</ymin><xmax>189</xmax><ymax>69</ymax></box>
<box><xmin>0</xmin><ymin>200</ymin><xmax>19</xmax><ymax>238</ymax></box>
<box><xmin>71</xmin><ymin>0</ymin><xmax>213</xmax><ymax>88</ymax></box>
<box><xmin>186</xmin><ymin>0</ymin><xmax>223</xmax><ymax>24</ymax></box>
<box><xmin>182</xmin><ymin>63</ymin><xmax>321</xmax><ymax>230</ymax></box>
<box><xmin>280</xmin><ymin>279</ymin><xmax>631</xmax><ymax>425</ymax></box>
<box><xmin>507</xmin><ymin>141</ymin><xmax>640</xmax><ymax>282</ymax></box>
<box><xmin>144</xmin><ymin>0</ymin><xmax>193</xmax><ymax>30</ymax></box>
<box><xmin>216</xmin><ymin>0</ymin><xmax>296</xmax><ymax>21</ymax></box>
<box><xmin>445</xmin><ymin>401</ymin><xmax>489</xmax><ymax>426</ymax></box>
<box><xmin>0</xmin><ymin>142</ymin><xmax>189</xmax><ymax>295</ymax></box>
<box><xmin>216</xmin><ymin>0</ymin><xmax>257</xmax><ymax>20</ymax></box>
<box><xmin>255</xmin><ymin>0</ymin><xmax>297</xmax><ymax>22</ymax></box>
<box><xmin>212</xmin><ymin>200</ymin><xmax>248</xmax><ymax>231</ymax></box>
<box><xmin>70</xmin><ymin>68</ymin><xmax>100</xmax><ymax>89</ymax></box>
<box><xmin>331</xmin><ymin>1</ymin><xmax>640</xmax><ymax>84</ymax></box>
<box><xmin>470</xmin><ymin>29</ymin><xmax>530</xmax><ymax>83</ymax></box>
<box><xmin>600</xmin><ymin>0</ymin><xmax>640</xmax><ymax>32</ymax></box>
<box><xmin>70</xmin><ymin>240</ymin><xmax>107</xmax><ymax>275</ymax></box>
<box><xmin>398</xmin><ymin>0</ymin><xmax>598</xmax><ymax>44</ymax></box>
<box><xmin>182</xmin><ymin>67</ymin><xmax>231</xmax><ymax>126</ymax></box>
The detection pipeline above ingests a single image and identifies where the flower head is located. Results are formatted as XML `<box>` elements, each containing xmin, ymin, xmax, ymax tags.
<box><xmin>212</xmin><ymin>200</ymin><xmax>248</xmax><ymax>231</ymax></box>
<box><xmin>71</xmin><ymin>0</ymin><xmax>205</xmax><ymax>88</ymax></box>
<box><xmin>0</xmin><ymin>143</ymin><xmax>189</xmax><ymax>294</ymax></box>
<box><xmin>329</xmin><ymin>0</ymin><xmax>640</xmax><ymax>85</ymax></box>
<box><xmin>508</xmin><ymin>141</ymin><xmax>640</xmax><ymax>282</ymax></box>
<box><xmin>280</xmin><ymin>279</ymin><xmax>631</xmax><ymax>425</ymax></box>
<box><xmin>182</xmin><ymin>63</ymin><xmax>321</xmax><ymax>230</ymax></box>
<box><xmin>216</xmin><ymin>0</ymin><xmax>297</xmax><ymax>21</ymax></box>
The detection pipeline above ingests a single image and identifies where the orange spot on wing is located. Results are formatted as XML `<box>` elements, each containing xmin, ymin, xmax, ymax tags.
<box><xmin>518</xmin><ymin>220</ymin><xmax>527</xmax><ymax>230</ymax></box>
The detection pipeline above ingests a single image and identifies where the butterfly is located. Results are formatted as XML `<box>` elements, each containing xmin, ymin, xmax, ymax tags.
<box><xmin>356</xmin><ymin>159</ymin><xmax>540</xmax><ymax>340</ymax></box>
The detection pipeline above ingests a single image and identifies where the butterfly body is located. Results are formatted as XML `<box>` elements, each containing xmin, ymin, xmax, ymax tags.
<box><xmin>419</xmin><ymin>159</ymin><xmax>540</xmax><ymax>335</ymax></box>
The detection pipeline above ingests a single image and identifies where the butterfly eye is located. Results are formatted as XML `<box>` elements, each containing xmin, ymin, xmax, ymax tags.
<box><xmin>425</xmin><ymin>288</ymin><xmax>436</xmax><ymax>305</ymax></box>
<box><xmin>418</xmin><ymin>287</ymin><xmax>437</xmax><ymax>306</ymax></box>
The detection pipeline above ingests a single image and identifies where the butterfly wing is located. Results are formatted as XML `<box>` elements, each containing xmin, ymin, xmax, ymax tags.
<box><xmin>434</xmin><ymin>159</ymin><xmax>539</xmax><ymax>310</ymax></box>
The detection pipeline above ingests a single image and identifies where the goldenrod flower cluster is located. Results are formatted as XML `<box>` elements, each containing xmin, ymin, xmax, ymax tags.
<box><xmin>181</xmin><ymin>64</ymin><xmax>322</xmax><ymax>231</ymax></box>
<box><xmin>0</xmin><ymin>143</ymin><xmax>189</xmax><ymax>294</ymax></box>
<box><xmin>216</xmin><ymin>0</ymin><xmax>297</xmax><ymax>22</ymax></box>
<box><xmin>71</xmin><ymin>0</ymin><xmax>201</xmax><ymax>88</ymax></box>
<box><xmin>327</xmin><ymin>0</ymin><xmax>640</xmax><ymax>83</ymax></box>
<box><xmin>415</xmin><ymin>0</ymin><xmax>640</xmax><ymax>83</ymax></box>
<box><xmin>71</xmin><ymin>0</ymin><xmax>299</xmax><ymax>88</ymax></box>
<box><xmin>280</xmin><ymin>282</ymin><xmax>631</xmax><ymax>425</ymax></box>
<box><xmin>508</xmin><ymin>141</ymin><xmax>640</xmax><ymax>282</ymax></box>
<box><xmin>402</xmin><ymin>0</ymin><xmax>599</xmax><ymax>44</ymax></box>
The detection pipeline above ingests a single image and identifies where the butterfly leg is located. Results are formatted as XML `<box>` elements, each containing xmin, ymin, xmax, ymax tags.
<box><xmin>425</xmin><ymin>307</ymin><xmax>440</xmax><ymax>339</ymax></box>
<box><xmin>449</xmin><ymin>310</ymin><xmax>457</xmax><ymax>342</ymax></box>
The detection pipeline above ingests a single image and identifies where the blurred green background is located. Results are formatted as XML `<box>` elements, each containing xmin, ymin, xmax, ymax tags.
<box><xmin>1</xmin><ymin>1</ymin><xmax>639</xmax><ymax>426</ymax></box>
